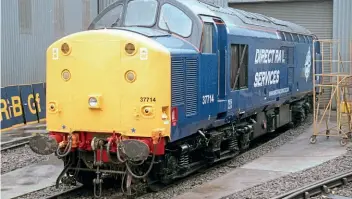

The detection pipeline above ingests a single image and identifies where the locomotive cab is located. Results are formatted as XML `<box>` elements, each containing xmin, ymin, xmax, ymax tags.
<box><xmin>89</xmin><ymin>0</ymin><xmax>204</xmax><ymax>50</ymax></box>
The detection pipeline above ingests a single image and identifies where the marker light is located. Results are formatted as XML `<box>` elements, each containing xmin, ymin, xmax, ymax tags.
<box><xmin>61</xmin><ymin>43</ymin><xmax>71</xmax><ymax>55</ymax></box>
<box><xmin>88</xmin><ymin>97</ymin><xmax>98</xmax><ymax>107</ymax></box>
<box><xmin>125</xmin><ymin>43</ymin><xmax>136</xmax><ymax>55</ymax></box>
<box><xmin>61</xmin><ymin>69</ymin><xmax>71</xmax><ymax>81</ymax></box>
<box><xmin>125</xmin><ymin>70</ymin><xmax>136</xmax><ymax>83</ymax></box>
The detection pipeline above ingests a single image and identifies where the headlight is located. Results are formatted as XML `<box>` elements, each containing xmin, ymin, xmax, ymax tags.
<box><xmin>88</xmin><ymin>97</ymin><xmax>98</xmax><ymax>107</ymax></box>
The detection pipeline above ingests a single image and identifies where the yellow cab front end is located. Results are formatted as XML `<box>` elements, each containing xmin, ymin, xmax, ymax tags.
<box><xmin>45</xmin><ymin>29</ymin><xmax>171</xmax><ymax>156</ymax></box>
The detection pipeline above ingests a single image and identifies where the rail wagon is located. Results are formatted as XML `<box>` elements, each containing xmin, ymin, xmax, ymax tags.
<box><xmin>29</xmin><ymin>0</ymin><xmax>321</xmax><ymax>197</ymax></box>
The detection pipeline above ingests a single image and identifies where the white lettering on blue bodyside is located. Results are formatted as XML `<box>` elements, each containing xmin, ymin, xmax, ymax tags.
<box><xmin>202</xmin><ymin>94</ymin><xmax>215</xmax><ymax>105</ymax></box>
<box><xmin>254</xmin><ymin>70</ymin><xmax>280</xmax><ymax>88</ymax></box>
<box><xmin>268</xmin><ymin>87</ymin><xmax>289</xmax><ymax>96</ymax></box>
<box><xmin>255</xmin><ymin>49</ymin><xmax>286</xmax><ymax>64</ymax></box>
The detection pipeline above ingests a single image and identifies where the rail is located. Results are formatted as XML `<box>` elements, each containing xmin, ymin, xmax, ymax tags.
<box><xmin>273</xmin><ymin>170</ymin><xmax>352</xmax><ymax>199</ymax></box>
<box><xmin>0</xmin><ymin>136</ymin><xmax>32</xmax><ymax>151</ymax></box>
<box><xmin>44</xmin><ymin>185</ymin><xmax>84</xmax><ymax>199</ymax></box>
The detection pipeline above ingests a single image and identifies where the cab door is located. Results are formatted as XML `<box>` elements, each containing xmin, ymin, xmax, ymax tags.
<box><xmin>214</xmin><ymin>18</ymin><xmax>227</xmax><ymax>101</ymax></box>
<box><xmin>199</xmin><ymin>16</ymin><xmax>227</xmax><ymax>119</ymax></box>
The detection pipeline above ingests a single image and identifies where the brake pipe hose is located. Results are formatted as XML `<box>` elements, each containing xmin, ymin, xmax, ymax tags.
<box><xmin>106</xmin><ymin>139</ymin><xmax>124</xmax><ymax>164</ymax></box>
<box><xmin>56</xmin><ymin>136</ymin><xmax>72</xmax><ymax>158</ymax></box>
<box><xmin>124</xmin><ymin>143</ymin><xmax>157</xmax><ymax>179</ymax></box>
<box><xmin>115</xmin><ymin>140</ymin><xmax>127</xmax><ymax>163</ymax></box>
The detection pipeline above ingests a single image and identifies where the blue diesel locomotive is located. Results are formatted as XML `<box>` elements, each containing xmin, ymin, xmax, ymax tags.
<box><xmin>30</xmin><ymin>0</ymin><xmax>321</xmax><ymax>196</ymax></box>
<box><xmin>91</xmin><ymin>0</ymin><xmax>320</xmax><ymax>192</ymax></box>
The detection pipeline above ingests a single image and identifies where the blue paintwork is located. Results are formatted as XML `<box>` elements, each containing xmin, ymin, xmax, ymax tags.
<box><xmin>152</xmin><ymin>18</ymin><xmax>318</xmax><ymax>142</ymax></box>
<box><xmin>19</xmin><ymin>85</ymin><xmax>38</xmax><ymax>124</ymax></box>
<box><xmin>32</xmin><ymin>83</ymin><xmax>46</xmax><ymax>121</ymax></box>
<box><xmin>4</xmin><ymin>86</ymin><xmax>24</xmax><ymax>126</ymax></box>
<box><xmin>1</xmin><ymin>87</ymin><xmax>13</xmax><ymax>129</ymax></box>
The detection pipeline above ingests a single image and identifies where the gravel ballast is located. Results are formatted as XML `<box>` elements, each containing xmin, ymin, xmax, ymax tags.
<box><xmin>221</xmin><ymin>146</ymin><xmax>352</xmax><ymax>199</ymax></box>
<box><xmin>1</xmin><ymin>144</ymin><xmax>50</xmax><ymax>174</ymax></box>
<box><xmin>12</xmin><ymin>184</ymin><xmax>78</xmax><ymax>199</ymax></box>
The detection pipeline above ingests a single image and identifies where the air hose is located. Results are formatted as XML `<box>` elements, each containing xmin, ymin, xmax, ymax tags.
<box><xmin>106</xmin><ymin>139</ymin><xmax>125</xmax><ymax>164</ymax></box>
<box><xmin>56</xmin><ymin>136</ymin><xmax>72</xmax><ymax>158</ymax></box>
<box><xmin>124</xmin><ymin>142</ymin><xmax>157</xmax><ymax>179</ymax></box>
<box><xmin>107</xmin><ymin>139</ymin><xmax>147</xmax><ymax>167</ymax></box>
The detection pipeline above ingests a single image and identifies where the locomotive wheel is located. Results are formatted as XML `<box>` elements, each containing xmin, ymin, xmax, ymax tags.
<box><xmin>75</xmin><ymin>170</ymin><xmax>96</xmax><ymax>187</ymax></box>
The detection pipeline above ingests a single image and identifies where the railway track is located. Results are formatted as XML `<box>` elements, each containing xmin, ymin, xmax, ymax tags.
<box><xmin>1</xmin><ymin>137</ymin><xmax>32</xmax><ymax>151</ymax></box>
<box><xmin>44</xmin><ymin>185</ymin><xmax>84</xmax><ymax>199</ymax></box>
<box><xmin>273</xmin><ymin>170</ymin><xmax>352</xmax><ymax>199</ymax></box>
<box><xmin>13</xmin><ymin>184</ymin><xmax>85</xmax><ymax>199</ymax></box>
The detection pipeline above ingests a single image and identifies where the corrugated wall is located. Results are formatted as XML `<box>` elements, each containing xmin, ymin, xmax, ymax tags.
<box><xmin>98</xmin><ymin>0</ymin><xmax>229</xmax><ymax>13</ymax></box>
<box><xmin>229</xmin><ymin>0</ymin><xmax>333</xmax><ymax>39</ymax></box>
<box><xmin>1</xmin><ymin>0</ymin><xmax>98</xmax><ymax>87</ymax></box>
<box><xmin>333</xmin><ymin>0</ymin><xmax>352</xmax><ymax>72</ymax></box>
<box><xmin>200</xmin><ymin>0</ymin><xmax>228</xmax><ymax>7</ymax></box>
<box><xmin>98</xmin><ymin>0</ymin><xmax>117</xmax><ymax>13</ymax></box>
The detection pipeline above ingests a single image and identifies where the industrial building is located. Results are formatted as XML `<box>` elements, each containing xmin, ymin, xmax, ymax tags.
<box><xmin>229</xmin><ymin>0</ymin><xmax>352</xmax><ymax>71</ymax></box>
<box><xmin>1</xmin><ymin>0</ymin><xmax>98</xmax><ymax>87</ymax></box>
<box><xmin>1</xmin><ymin>0</ymin><xmax>351</xmax><ymax>87</ymax></box>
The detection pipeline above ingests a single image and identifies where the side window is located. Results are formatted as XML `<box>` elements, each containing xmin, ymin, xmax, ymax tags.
<box><xmin>201</xmin><ymin>23</ymin><xmax>214</xmax><ymax>54</ymax></box>
<box><xmin>230</xmin><ymin>44</ymin><xmax>248</xmax><ymax>90</ymax></box>
<box><xmin>91</xmin><ymin>4</ymin><xmax>123</xmax><ymax>29</ymax></box>
<box><xmin>159</xmin><ymin>4</ymin><xmax>193</xmax><ymax>37</ymax></box>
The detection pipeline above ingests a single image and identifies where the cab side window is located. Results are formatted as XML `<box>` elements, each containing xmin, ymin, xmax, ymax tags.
<box><xmin>230</xmin><ymin>44</ymin><xmax>248</xmax><ymax>90</ymax></box>
<box><xmin>201</xmin><ymin>23</ymin><xmax>214</xmax><ymax>54</ymax></box>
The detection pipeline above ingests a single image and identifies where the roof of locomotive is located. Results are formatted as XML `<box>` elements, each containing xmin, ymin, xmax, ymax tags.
<box><xmin>175</xmin><ymin>0</ymin><xmax>312</xmax><ymax>36</ymax></box>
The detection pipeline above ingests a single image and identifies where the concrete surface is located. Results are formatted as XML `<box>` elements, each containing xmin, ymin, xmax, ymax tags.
<box><xmin>1</xmin><ymin>122</ymin><xmax>47</xmax><ymax>144</ymax></box>
<box><xmin>174</xmin><ymin>123</ymin><xmax>350</xmax><ymax>199</ymax></box>
<box><xmin>0</xmin><ymin>154</ymin><xmax>63</xmax><ymax>199</ymax></box>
